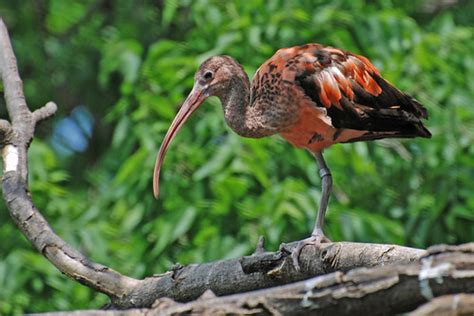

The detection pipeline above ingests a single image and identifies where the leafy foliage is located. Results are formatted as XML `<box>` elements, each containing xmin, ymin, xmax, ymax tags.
<box><xmin>0</xmin><ymin>0</ymin><xmax>473</xmax><ymax>313</ymax></box>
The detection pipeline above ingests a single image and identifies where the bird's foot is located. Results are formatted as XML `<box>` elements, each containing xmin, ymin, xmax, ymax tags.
<box><xmin>286</xmin><ymin>233</ymin><xmax>331</xmax><ymax>271</ymax></box>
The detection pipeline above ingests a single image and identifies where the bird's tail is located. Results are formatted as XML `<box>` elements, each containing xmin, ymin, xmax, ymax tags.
<box><xmin>340</xmin><ymin>105</ymin><xmax>432</xmax><ymax>143</ymax></box>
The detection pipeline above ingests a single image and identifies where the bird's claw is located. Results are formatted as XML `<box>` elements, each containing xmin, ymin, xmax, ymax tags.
<box><xmin>290</xmin><ymin>234</ymin><xmax>331</xmax><ymax>271</ymax></box>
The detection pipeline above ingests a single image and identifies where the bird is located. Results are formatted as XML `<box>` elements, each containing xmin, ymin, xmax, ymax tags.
<box><xmin>153</xmin><ymin>43</ymin><xmax>431</xmax><ymax>269</ymax></box>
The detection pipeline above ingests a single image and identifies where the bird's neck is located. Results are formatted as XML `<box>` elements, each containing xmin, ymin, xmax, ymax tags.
<box><xmin>219</xmin><ymin>74</ymin><xmax>269</xmax><ymax>138</ymax></box>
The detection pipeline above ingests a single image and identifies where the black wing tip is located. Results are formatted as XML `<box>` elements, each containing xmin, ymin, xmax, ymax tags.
<box><xmin>417</xmin><ymin>124</ymin><xmax>432</xmax><ymax>138</ymax></box>
<box><xmin>410</xmin><ymin>97</ymin><xmax>429</xmax><ymax>119</ymax></box>
<box><xmin>372</xmin><ymin>74</ymin><xmax>430</xmax><ymax>119</ymax></box>
<box><xmin>409</xmin><ymin>99</ymin><xmax>431</xmax><ymax>138</ymax></box>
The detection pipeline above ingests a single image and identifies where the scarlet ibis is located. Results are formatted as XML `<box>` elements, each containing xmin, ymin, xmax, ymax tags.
<box><xmin>153</xmin><ymin>43</ymin><xmax>431</xmax><ymax>268</ymax></box>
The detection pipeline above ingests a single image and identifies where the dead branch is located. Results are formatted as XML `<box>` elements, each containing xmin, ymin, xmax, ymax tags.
<box><xmin>29</xmin><ymin>243</ymin><xmax>474</xmax><ymax>315</ymax></box>
<box><xmin>0</xmin><ymin>17</ymin><xmax>142</xmax><ymax>301</ymax></box>
<box><xmin>142</xmin><ymin>243</ymin><xmax>474</xmax><ymax>315</ymax></box>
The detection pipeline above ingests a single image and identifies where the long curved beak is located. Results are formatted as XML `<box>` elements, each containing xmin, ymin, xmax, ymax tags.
<box><xmin>153</xmin><ymin>84</ymin><xmax>207</xmax><ymax>198</ymax></box>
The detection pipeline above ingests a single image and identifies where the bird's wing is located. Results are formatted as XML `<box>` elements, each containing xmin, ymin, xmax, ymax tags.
<box><xmin>269</xmin><ymin>44</ymin><xmax>430</xmax><ymax>137</ymax></box>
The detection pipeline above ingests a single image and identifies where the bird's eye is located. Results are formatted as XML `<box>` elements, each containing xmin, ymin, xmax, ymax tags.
<box><xmin>203</xmin><ymin>71</ymin><xmax>213</xmax><ymax>80</ymax></box>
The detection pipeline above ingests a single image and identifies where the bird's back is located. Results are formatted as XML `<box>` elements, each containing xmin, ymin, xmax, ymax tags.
<box><xmin>251</xmin><ymin>43</ymin><xmax>431</xmax><ymax>152</ymax></box>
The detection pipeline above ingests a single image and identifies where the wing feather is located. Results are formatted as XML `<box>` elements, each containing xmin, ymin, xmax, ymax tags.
<box><xmin>287</xmin><ymin>44</ymin><xmax>430</xmax><ymax>138</ymax></box>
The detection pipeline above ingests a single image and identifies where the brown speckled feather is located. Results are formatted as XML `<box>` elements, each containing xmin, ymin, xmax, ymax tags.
<box><xmin>250</xmin><ymin>44</ymin><xmax>431</xmax><ymax>152</ymax></box>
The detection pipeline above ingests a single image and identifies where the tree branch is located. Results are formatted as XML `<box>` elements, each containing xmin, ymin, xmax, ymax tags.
<box><xmin>0</xmin><ymin>17</ymin><xmax>141</xmax><ymax>301</ymax></box>
<box><xmin>28</xmin><ymin>243</ymin><xmax>474</xmax><ymax>315</ymax></box>
<box><xmin>148</xmin><ymin>243</ymin><xmax>474</xmax><ymax>315</ymax></box>
<box><xmin>110</xmin><ymin>241</ymin><xmax>423</xmax><ymax>308</ymax></box>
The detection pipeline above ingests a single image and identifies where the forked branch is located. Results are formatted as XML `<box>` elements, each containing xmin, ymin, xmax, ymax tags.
<box><xmin>0</xmin><ymin>17</ymin><xmax>141</xmax><ymax>302</ymax></box>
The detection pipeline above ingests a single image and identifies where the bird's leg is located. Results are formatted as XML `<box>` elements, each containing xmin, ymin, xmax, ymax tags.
<box><xmin>290</xmin><ymin>150</ymin><xmax>332</xmax><ymax>270</ymax></box>
<box><xmin>311</xmin><ymin>150</ymin><xmax>332</xmax><ymax>240</ymax></box>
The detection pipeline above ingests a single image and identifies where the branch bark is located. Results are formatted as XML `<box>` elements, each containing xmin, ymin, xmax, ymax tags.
<box><xmin>409</xmin><ymin>293</ymin><xmax>474</xmax><ymax>315</ymax></box>
<box><xmin>143</xmin><ymin>243</ymin><xmax>474</xmax><ymax>315</ymax></box>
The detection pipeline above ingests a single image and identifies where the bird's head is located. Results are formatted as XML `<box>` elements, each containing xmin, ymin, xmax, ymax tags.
<box><xmin>153</xmin><ymin>55</ymin><xmax>245</xmax><ymax>198</ymax></box>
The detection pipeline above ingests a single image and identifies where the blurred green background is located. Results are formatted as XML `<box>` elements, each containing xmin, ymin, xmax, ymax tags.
<box><xmin>0</xmin><ymin>0</ymin><xmax>473</xmax><ymax>314</ymax></box>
